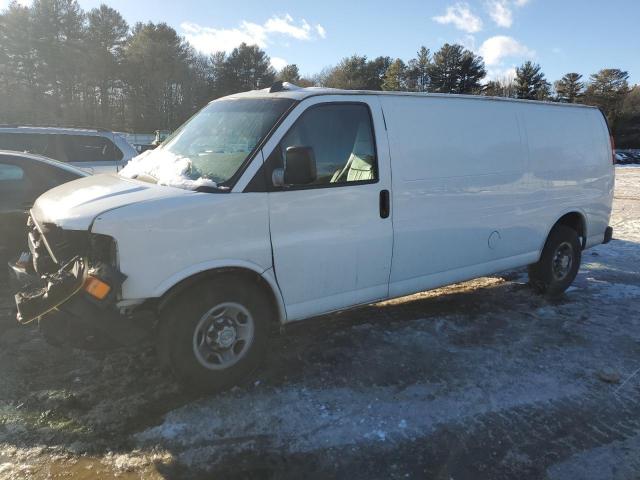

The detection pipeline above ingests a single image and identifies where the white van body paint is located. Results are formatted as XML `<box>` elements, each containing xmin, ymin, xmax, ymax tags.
<box><xmin>378</xmin><ymin>94</ymin><xmax>613</xmax><ymax>299</ymax></box>
<box><xmin>30</xmin><ymin>88</ymin><xmax>614</xmax><ymax>325</ymax></box>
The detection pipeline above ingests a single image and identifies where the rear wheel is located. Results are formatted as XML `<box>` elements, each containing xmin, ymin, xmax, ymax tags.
<box><xmin>528</xmin><ymin>225</ymin><xmax>581</xmax><ymax>296</ymax></box>
<box><xmin>157</xmin><ymin>276</ymin><xmax>271</xmax><ymax>393</ymax></box>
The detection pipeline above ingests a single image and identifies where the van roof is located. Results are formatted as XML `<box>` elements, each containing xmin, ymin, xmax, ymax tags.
<box><xmin>226</xmin><ymin>84</ymin><xmax>599</xmax><ymax>110</ymax></box>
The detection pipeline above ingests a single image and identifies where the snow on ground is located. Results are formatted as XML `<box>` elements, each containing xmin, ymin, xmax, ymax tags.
<box><xmin>0</xmin><ymin>166</ymin><xmax>639</xmax><ymax>479</ymax></box>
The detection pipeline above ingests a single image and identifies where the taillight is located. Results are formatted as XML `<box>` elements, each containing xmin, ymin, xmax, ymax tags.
<box><xmin>610</xmin><ymin>135</ymin><xmax>616</xmax><ymax>165</ymax></box>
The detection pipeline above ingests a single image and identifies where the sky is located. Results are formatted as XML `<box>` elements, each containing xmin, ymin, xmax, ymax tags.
<box><xmin>3</xmin><ymin>0</ymin><xmax>639</xmax><ymax>84</ymax></box>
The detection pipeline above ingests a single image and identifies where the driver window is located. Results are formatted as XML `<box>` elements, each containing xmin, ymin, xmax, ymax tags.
<box><xmin>279</xmin><ymin>103</ymin><xmax>377</xmax><ymax>185</ymax></box>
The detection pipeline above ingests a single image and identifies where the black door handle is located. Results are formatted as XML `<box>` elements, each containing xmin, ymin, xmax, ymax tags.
<box><xmin>379</xmin><ymin>189</ymin><xmax>390</xmax><ymax>219</ymax></box>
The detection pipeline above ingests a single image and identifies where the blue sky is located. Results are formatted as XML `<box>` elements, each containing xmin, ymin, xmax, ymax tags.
<box><xmin>4</xmin><ymin>0</ymin><xmax>639</xmax><ymax>84</ymax></box>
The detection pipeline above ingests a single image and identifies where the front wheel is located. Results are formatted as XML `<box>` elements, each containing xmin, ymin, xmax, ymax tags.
<box><xmin>528</xmin><ymin>225</ymin><xmax>581</xmax><ymax>297</ymax></box>
<box><xmin>157</xmin><ymin>277</ymin><xmax>271</xmax><ymax>393</ymax></box>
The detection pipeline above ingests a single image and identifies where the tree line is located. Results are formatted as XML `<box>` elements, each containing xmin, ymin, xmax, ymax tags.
<box><xmin>0</xmin><ymin>0</ymin><xmax>638</xmax><ymax>146</ymax></box>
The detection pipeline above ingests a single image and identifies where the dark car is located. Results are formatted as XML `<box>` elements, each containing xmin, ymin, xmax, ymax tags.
<box><xmin>628</xmin><ymin>151</ymin><xmax>640</xmax><ymax>164</ymax></box>
<box><xmin>615</xmin><ymin>151</ymin><xmax>632</xmax><ymax>164</ymax></box>
<box><xmin>0</xmin><ymin>151</ymin><xmax>87</xmax><ymax>268</ymax></box>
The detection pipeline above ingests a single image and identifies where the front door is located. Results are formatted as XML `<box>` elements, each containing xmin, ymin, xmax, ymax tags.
<box><xmin>266</xmin><ymin>98</ymin><xmax>393</xmax><ymax>321</ymax></box>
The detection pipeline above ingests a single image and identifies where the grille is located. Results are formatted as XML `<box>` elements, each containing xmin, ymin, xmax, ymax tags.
<box><xmin>27</xmin><ymin>215</ymin><xmax>89</xmax><ymax>274</ymax></box>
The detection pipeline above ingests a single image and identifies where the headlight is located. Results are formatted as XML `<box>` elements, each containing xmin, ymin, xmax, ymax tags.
<box><xmin>88</xmin><ymin>234</ymin><xmax>118</xmax><ymax>268</ymax></box>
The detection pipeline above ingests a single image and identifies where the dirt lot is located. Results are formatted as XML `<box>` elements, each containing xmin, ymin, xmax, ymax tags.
<box><xmin>0</xmin><ymin>167</ymin><xmax>639</xmax><ymax>480</ymax></box>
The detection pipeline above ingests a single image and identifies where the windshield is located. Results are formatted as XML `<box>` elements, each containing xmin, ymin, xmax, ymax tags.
<box><xmin>119</xmin><ymin>98</ymin><xmax>295</xmax><ymax>190</ymax></box>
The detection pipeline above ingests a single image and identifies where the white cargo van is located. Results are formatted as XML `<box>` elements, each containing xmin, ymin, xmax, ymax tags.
<box><xmin>12</xmin><ymin>84</ymin><xmax>614</xmax><ymax>391</ymax></box>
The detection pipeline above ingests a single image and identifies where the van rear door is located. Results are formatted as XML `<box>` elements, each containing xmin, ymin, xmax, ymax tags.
<box><xmin>265</xmin><ymin>96</ymin><xmax>393</xmax><ymax>321</ymax></box>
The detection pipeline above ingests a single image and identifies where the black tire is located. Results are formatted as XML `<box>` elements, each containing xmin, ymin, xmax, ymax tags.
<box><xmin>528</xmin><ymin>224</ymin><xmax>581</xmax><ymax>296</ymax></box>
<box><xmin>157</xmin><ymin>276</ymin><xmax>272</xmax><ymax>393</ymax></box>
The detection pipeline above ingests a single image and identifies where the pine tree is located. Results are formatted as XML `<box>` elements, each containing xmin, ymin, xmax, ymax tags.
<box><xmin>364</xmin><ymin>56</ymin><xmax>392</xmax><ymax>90</ymax></box>
<box><xmin>30</xmin><ymin>0</ymin><xmax>87</xmax><ymax>124</ymax></box>
<box><xmin>458</xmin><ymin>49</ymin><xmax>487</xmax><ymax>94</ymax></box>
<box><xmin>321</xmin><ymin>55</ymin><xmax>392</xmax><ymax>91</ymax></box>
<box><xmin>323</xmin><ymin>55</ymin><xmax>369</xmax><ymax>90</ymax></box>
<box><xmin>429</xmin><ymin>43</ymin><xmax>485</xmax><ymax>94</ymax></box>
<box><xmin>483</xmin><ymin>81</ymin><xmax>504</xmax><ymax>97</ymax></box>
<box><xmin>277</xmin><ymin>64</ymin><xmax>301</xmax><ymax>84</ymax></box>
<box><xmin>514</xmin><ymin>61</ymin><xmax>550</xmax><ymax>100</ymax></box>
<box><xmin>0</xmin><ymin>3</ymin><xmax>40</xmax><ymax>123</ymax></box>
<box><xmin>554</xmin><ymin>73</ymin><xmax>583</xmax><ymax>103</ymax></box>
<box><xmin>382</xmin><ymin>59</ymin><xmax>406</xmax><ymax>91</ymax></box>
<box><xmin>86</xmin><ymin>5</ymin><xmax>129</xmax><ymax>127</ymax></box>
<box><xmin>208</xmin><ymin>51</ymin><xmax>227</xmax><ymax>97</ymax></box>
<box><xmin>583</xmin><ymin>69</ymin><xmax>629</xmax><ymax>129</ymax></box>
<box><xmin>124</xmin><ymin>22</ymin><xmax>194</xmax><ymax>131</ymax></box>
<box><xmin>483</xmin><ymin>74</ymin><xmax>516</xmax><ymax>98</ymax></box>
<box><xmin>221</xmin><ymin>43</ymin><xmax>276</xmax><ymax>93</ymax></box>
<box><xmin>617</xmin><ymin>86</ymin><xmax>640</xmax><ymax>148</ymax></box>
<box><xmin>406</xmin><ymin>46</ymin><xmax>430</xmax><ymax>92</ymax></box>
<box><xmin>586</xmin><ymin>69</ymin><xmax>629</xmax><ymax>96</ymax></box>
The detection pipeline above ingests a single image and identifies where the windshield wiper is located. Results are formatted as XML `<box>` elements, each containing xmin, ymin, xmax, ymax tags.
<box><xmin>131</xmin><ymin>173</ymin><xmax>159</xmax><ymax>184</ymax></box>
<box><xmin>195</xmin><ymin>184</ymin><xmax>229</xmax><ymax>193</ymax></box>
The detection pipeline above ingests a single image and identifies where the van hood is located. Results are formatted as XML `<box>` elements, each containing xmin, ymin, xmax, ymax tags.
<box><xmin>32</xmin><ymin>174</ymin><xmax>195</xmax><ymax>231</ymax></box>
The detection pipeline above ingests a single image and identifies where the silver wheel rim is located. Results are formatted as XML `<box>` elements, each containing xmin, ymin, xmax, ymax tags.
<box><xmin>192</xmin><ymin>302</ymin><xmax>254</xmax><ymax>370</ymax></box>
<box><xmin>552</xmin><ymin>241</ymin><xmax>574</xmax><ymax>281</ymax></box>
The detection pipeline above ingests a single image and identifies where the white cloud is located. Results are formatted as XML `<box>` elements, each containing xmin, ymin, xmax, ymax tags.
<box><xmin>264</xmin><ymin>14</ymin><xmax>312</xmax><ymax>40</ymax></box>
<box><xmin>485</xmin><ymin>0</ymin><xmax>530</xmax><ymax>28</ymax></box>
<box><xmin>270</xmin><ymin>56</ymin><xmax>288</xmax><ymax>71</ymax></box>
<box><xmin>487</xmin><ymin>0</ymin><xmax>513</xmax><ymax>28</ymax></box>
<box><xmin>479</xmin><ymin>35</ymin><xmax>534</xmax><ymax>66</ymax></box>
<box><xmin>432</xmin><ymin>3</ymin><xmax>483</xmax><ymax>33</ymax></box>
<box><xmin>181</xmin><ymin>14</ymin><xmax>326</xmax><ymax>54</ymax></box>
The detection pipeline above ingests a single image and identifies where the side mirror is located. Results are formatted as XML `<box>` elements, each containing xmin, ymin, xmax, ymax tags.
<box><xmin>283</xmin><ymin>146</ymin><xmax>317</xmax><ymax>185</ymax></box>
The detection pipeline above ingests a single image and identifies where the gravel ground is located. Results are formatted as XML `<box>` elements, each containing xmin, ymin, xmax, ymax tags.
<box><xmin>0</xmin><ymin>167</ymin><xmax>639</xmax><ymax>480</ymax></box>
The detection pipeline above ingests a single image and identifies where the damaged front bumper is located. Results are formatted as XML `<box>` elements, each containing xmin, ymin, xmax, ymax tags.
<box><xmin>11</xmin><ymin>212</ymin><xmax>155</xmax><ymax>348</ymax></box>
<box><xmin>11</xmin><ymin>257</ymin><xmax>152</xmax><ymax>349</ymax></box>
<box><xmin>14</xmin><ymin>256</ymin><xmax>86</xmax><ymax>324</ymax></box>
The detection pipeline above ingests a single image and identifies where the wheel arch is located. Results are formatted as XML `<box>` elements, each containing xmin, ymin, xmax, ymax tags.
<box><xmin>156</xmin><ymin>264</ymin><xmax>286</xmax><ymax>325</ymax></box>
<box><xmin>540</xmin><ymin>210</ymin><xmax>588</xmax><ymax>256</ymax></box>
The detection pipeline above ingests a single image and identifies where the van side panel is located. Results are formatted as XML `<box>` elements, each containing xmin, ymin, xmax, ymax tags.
<box><xmin>382</xmin><ymin>96</ymin><xmax>539</xmax><ymax>297</ymax></box>
<box><xmin>523</xmin><ymin>105</ymin><xmax>614</xmax><ymax>248</ymax></box>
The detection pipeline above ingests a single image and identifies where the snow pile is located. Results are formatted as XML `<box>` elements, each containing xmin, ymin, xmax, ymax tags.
<box><xmin>120</xmin><ymin>149</ymin><xmax>218</xmax><ymax>190</ymax></box>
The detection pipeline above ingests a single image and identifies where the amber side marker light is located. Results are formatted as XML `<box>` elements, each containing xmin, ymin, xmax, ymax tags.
<box><xmin>84</xmin><ymin>276</ymin><xmax>111</xmax><ymax>300</ymax></box>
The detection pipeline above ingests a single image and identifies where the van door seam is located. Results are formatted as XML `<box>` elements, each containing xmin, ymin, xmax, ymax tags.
<box><xmin>264</xmin><ymin>153</ymin><xmax>286</xmax><ymax>310</ymax></box>
<box><xmin>380</xmin><ymin>99</ymin><xmax>394</xmax><ymax>297</ymax></box>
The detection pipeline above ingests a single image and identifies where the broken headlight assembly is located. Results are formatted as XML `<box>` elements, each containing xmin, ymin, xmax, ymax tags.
<box><xmin>84</xmin><ymin>234</ymin><xmax>125</xmax><ymax>302</ymax></box>
<box><xmin>88</xmin><ymin>233</ymin><xmax>119</xmax><ymax>269</ymax></box>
